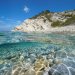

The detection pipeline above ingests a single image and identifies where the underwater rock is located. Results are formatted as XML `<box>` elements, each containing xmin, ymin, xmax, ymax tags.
<box><xmin>0</xmin><ymin>60</ymin><xmax>4</xmax><ymax>64</ymax></box>
<box><xmin>19</xmin><ymin>54</ymin><xmax>25</xmax><ymax>62</ymax></box>
<box><xmin>1</xmin><ymin>32</ymin><xmax>75</xmax><ymax>75</ymax></box>
<box><xmin>0</xmin><ymin>64</ymin><xmax>12</xmax><ymax>75</ymax></box>
<box><xmin>5</xmin><ymin>55</ymin><xmax>16</xmax><ymax>60</ymax></box>
<box><xmin>69</xmin><ymin>67</ymin><xmax>75</xmax><ymax>75</ymax></box>
<box><xmin>48</xmin><ymin>54</ymin><xmax>55</xmax><ymax>59</ymax></box>
<box><xmin>54</xmin><ymin>58</ymin><xmax>62</xmax><ymax>65</ymax></box>
<box><xmin>68</xmin><ymin>50</ymin><xmax>75</xmax><ymax>59</ymax></box>
<box><xmin>12</xmin><ymin>61</ymin><xmax>34</xmax><ymax>75</ymax></box>
<box><xmin>24</xmin><ymin>62</ymin><xmax>31</xmax><ymax>70</ymax></box>
<box><xmin>52</xmin><ymin>71</ymin><xmax>61</xmax><ymax>75</ymax></box>
<box><xmin>55</xmin><ymin>64</ymin><xmax>69</xmax><ymax>75</ymax></box>
<box><xmin>48</xmin><ymin>70</ymin><xmax>52</xmax><ymax>75</ymax></box>
<box><xmin>48</xmin><ymin>68</ymin><xmax>54</xmax><ymax>75</ymax></box>
<box><xmin>56</xmin><ymin>50</ymin><xmax>67</xmax><ymax>58</ymax></box>
<box><xmin>46</xmin><ymin>63</ymin><xmax>70</xmax><ymax>75</ymax></box>
<box><xmin>30</xmin><ymin>54</ymin><xmax>36</xmax><ymax>63</ymax></box>
<box><xmin>36</xmin><ymin>71</ymin><xmax>43</xmax><ymax>75</ymax></box>
<box><xmin>43</xmin><ymin>67</ymin><xmax>51</xmax><ymax>75</ymax></box>
<box><xmin>48</xmin><ymin>59</ymin><xmax>53</xmax><ymax>67</ymax></box>
<box><xmin>34</xmin><ymin>58</ymin><xmax>49</xmax><ymax>73</ymax></box>
<box><xmin>19</xmin><ymin>67</ymin><xmax>36</xmax><ymax>75</ymax></box>
<box><xmin>12</xmin><ymin>67</ymin><xmax>21</xmax><ymax>75</ymax></box>
<box><xmin>63</xmin><ymin>60</ymin><xmax>75</xmax><ymax>68</ymax></box>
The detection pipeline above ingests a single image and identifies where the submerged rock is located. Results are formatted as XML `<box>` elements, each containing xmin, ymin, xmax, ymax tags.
<box><xmin>69</xmin><ymin>67</ymin><xmax>75</xmax><ymax>75</ymax></box>
<box><xmin>36</xmin><ymin>71</ymin><xmax>43</xmax><ymax>75</ymax></box>
<box><xmin>56</xmin><ymin>64</ymin><xmax>69</xmax><ymax>75</ymax></box>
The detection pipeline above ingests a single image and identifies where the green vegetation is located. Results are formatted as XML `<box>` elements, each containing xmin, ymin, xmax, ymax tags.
<box><xmin>51</xmin><ymin>21</ymin><xmax>62</xmax><ymax>27</ymax></box>
<box><xmin>45</xmin><ymin>14</ymin><xmax>52</xmax><ymax>22</ymax></box>
<box><xmin>63</xmin><ymin>14</ymin><xmax>73</xmax><ymax>17</ymax></box>
<box><xmin>30</xmin><ymin>10</ymin><xmax>75</xmax><ymax>27</ymax></box>
<box><xmin>51</xmin><ymin>15</ymin><xmax>75</xmax><ymax>27</ymax></box>
<box><xmin>63</xmin><ymin>15</ymin><xmax>75</xmax><ymax>25</ymax></box>
<box><xmin>30</xmin><ymin>10</ymin><xmax>50</xmax><ymax>19</ymax></box>
<box><xmin>30</xmin><ymin>10</ymin><xmax>52</xmax><ymax>22</ymax></box>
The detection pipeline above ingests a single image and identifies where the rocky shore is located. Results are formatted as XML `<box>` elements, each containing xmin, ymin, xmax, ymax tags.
<box><xmin>1</xmin><ymin>47</ymin><xmax>75</xmax><ymax>75</ymax></box>
<box><xmin>0</xmin><ymin>29</ymin><xmax>75</xmax><ymax>75</ymax></box>
<box><xmin>13</xmin><ymin>10</ymin><xmax>75</xmax><ymax>33</ymax></box>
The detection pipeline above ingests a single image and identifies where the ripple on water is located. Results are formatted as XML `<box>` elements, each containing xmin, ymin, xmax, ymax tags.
<box><xmin>0</xmin><ymin>32</ymin><xmax>75</xmax><ymax>75</ymax></box>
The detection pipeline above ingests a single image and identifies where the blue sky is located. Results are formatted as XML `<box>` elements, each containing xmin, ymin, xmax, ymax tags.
<box><xmin>0</xmin><ymin>0</ymin><xmax>75</xmax><ymax>31</ymax></box>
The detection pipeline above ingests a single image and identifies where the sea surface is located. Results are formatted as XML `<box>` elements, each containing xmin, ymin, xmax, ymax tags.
<box><xmin>0</xmin><ymin>31</ymin><xmax>75</xmax><ymax>75</ymax></box>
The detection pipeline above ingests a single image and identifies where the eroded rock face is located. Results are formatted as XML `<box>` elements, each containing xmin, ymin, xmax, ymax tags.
<box><xmin>14</xmin><ymin>18</ymin><xmax>51</xmax><ymax>32</ymax></box>
<box><xmin>13</xmin><ymin>10</ymin><xmax>75</xmax><ymax>33</ymax></box>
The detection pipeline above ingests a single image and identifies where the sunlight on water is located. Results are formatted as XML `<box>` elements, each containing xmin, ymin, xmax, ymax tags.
<box><xmin>0</xmin><ymin>32</ymin><xmax>75</xmax><ymax>75</ymax></box>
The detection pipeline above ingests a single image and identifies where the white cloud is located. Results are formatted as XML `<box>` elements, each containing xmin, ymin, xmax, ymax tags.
<box><xmin>24</xmin><ymin>6</ymin><xmax>30</xmax><ymax>13</ymax></box>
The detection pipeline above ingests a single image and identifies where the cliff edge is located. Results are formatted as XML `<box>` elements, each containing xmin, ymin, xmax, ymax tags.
<box><xmin>13</xmin><ymin>10</ymin><xmax>75</xmax><ymax>33</ymax></box>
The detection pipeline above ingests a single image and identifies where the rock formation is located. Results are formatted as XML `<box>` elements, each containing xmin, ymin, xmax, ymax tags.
<box><xmin>13</xmin><ymin>10</ymin><xmax>75</xmax><ymax>32</ymax></box>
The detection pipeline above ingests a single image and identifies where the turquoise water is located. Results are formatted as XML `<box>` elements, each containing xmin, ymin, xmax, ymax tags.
<box><xmin>0</xmin><ymin>32</ymin><xmax>75</xmax><ymax>75</ymax></box>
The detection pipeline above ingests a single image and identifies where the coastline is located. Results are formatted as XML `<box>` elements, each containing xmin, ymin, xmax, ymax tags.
<box><xmin>13</xmin><ymin>25</ymin><xmax>75</xmax><ymax>34</ymax></box>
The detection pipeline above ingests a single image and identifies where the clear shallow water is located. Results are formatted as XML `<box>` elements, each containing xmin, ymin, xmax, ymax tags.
<box><xmin>0</xmin><ymin>32</ymin><xmax>75</xmax><ymax>75</ymax></box>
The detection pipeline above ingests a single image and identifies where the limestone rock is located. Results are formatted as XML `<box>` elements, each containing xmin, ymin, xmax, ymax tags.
<box><xmin>13</xmin><ymin>10</ymin><xmax>75</xmax><ymax>33</ymax></box>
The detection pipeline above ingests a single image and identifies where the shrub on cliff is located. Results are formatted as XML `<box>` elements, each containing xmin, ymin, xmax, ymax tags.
<box><xmin>51</xmin><ymin>21</ymin><xmax>62</xmax><ymax>27</ymax></box>
<box><xmin>63</xmin><ymin>15</ymin><xmax>75</xmax><ymax>25</ymax></box>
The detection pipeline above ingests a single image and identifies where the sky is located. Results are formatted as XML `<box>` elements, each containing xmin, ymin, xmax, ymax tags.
<box><xmin>0</xmin><ymin>0</ymin><xmax>75</xmax><ymax>31</ymax></box>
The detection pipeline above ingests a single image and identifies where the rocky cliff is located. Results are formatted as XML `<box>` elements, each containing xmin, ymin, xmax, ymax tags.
<box><xmin>13</xmin><ymin>10</ymin><xmax>75</xmax><ymax>32</ymax></box>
